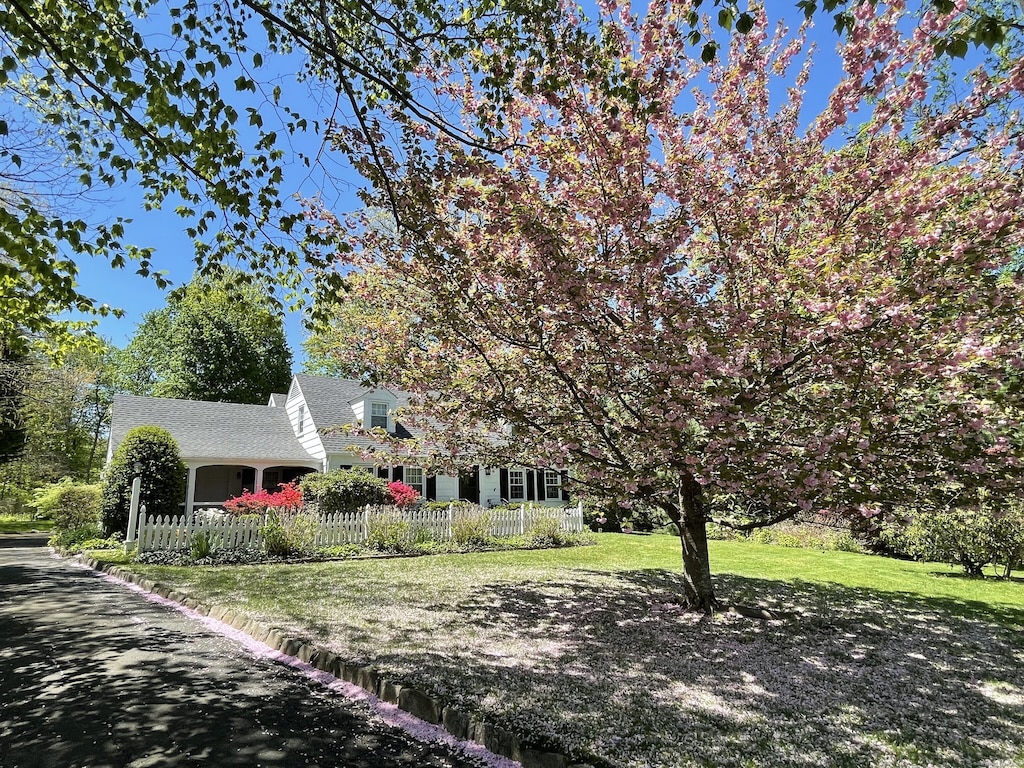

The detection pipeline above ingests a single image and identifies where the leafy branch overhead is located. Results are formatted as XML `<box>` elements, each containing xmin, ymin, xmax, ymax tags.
<box><xmin>1</xmin><ymin>0</ymin><xmax>1019</xmax><ymax>349</ymax></box>
<box><xmin>0</xmin><ymin>0</ymin><xmax>563</xmax><ymax>348</ymax></box>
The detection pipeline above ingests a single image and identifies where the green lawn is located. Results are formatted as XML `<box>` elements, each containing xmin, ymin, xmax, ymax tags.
<box><xmin>92</xmin><ymin>535</ymin><xmax>1024</xmax><ymax>768</ymax></box>
<box><xmin>0</xmin><ymin>514</ymin><xmax>53</xmax><ymax>534</ymax></box>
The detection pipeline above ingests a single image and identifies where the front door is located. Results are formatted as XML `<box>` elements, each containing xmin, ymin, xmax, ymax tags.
<box><xmin>458</xmin><ymin>466</ymin><xmax>480</xmax><ymax>504</ymax></box>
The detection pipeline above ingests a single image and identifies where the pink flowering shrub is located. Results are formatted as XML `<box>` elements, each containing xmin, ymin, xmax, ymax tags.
<box><xmin>387</xmin><ymin>481</ymin><xmax>420</xmax><ymax>507</ymax></box>
<box><xmin>224</xmin><ymin>481</ymin><xmax>303</xmax><ymax>515</ymax></box>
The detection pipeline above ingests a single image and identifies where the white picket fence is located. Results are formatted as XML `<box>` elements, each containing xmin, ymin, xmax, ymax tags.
<box><xmin>135</xmin><ymin>502</ymin><xmax>585</xmax><ymax>553</ymax></box>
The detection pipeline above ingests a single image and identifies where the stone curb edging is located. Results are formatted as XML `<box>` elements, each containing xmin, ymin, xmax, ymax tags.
<box><xmin>76</xmin><ymin>555</ymin><xmax>593</xmax><ymax>768</ymax></box>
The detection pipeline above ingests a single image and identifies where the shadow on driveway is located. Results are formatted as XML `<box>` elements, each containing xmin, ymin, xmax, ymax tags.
<box><xmin>0</xmin><ymin>540</ymin><xmax>490</xmax><ymax>768</ymax></box>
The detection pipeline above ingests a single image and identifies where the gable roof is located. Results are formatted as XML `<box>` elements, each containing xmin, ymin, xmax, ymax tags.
<box><xmin>291</xmin><ymin>374</ymin><xmax>416</xmax><ymax>454</ymax></box>
<box><xmin>109</xmin><ymin>394</ymin><xmax>316</xmax><ymax>463</ymax></box>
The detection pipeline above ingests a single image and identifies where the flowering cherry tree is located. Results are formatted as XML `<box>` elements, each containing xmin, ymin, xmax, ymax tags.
<box><xmin>317</xmin><ymin>1</ymin><xmax>1024</xmax><ymax>611</ymax></box>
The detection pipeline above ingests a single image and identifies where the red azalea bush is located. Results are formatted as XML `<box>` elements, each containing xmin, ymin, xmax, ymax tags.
<box><xmin>387</xmin><ymin>481</ymin><xmax>420</xmax><ymax>507</ymax></box>
<box><xmin>224</xmin><ymin>481</ymin><xmax>303</xmax><ymax>515</ymax></box>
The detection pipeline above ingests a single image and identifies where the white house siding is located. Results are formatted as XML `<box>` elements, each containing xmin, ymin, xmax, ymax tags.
<box><xmin>434</xmin><ymin>474</ymin><xmax>460</xmax><ymax>502</ymax></box>
<box><xmin>479</xmin><ymin>470</ymin><xmax>502</xmax><ymax>508</ymax></box>
<box><xmin>326</xmin><ymin>454</ymin><xmax>372</xmax><ymax>472</ymax></box>
<box><xmin>286</xmin><ymin>382</ymin><xmax>326</xmax><ymax>463</ymax></box>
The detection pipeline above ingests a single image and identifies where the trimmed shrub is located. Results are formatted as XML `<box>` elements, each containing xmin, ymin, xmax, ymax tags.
<box><xmin>299</xmin><ymin>468</ymin><xmax>389</xmax><ymax>514</ymax></box>
<box><xmin>34</xmin><ymin>479</ymin><xmax>102</xmax><ymax>546</ymax></box>
<box><xmin>101</xmin><ymin>426</ymin><xmax>187</xmax><ymax>537</ymax></box>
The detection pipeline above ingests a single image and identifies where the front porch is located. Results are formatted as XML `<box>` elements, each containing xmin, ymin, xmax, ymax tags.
<box><xmin>185</xmin><ymin>462</ymin><xmax>319</xmax><ymax>514</ymax></box>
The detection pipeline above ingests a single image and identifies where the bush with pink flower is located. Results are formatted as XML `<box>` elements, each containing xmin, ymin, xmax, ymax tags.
<box><xmin>224</xmin><ymin>481</ymin><xmax>303</xmax><ymax>515</ymax></box>
<box><xmin>387</xmin><ymin>481</ymin><xmax>420</xmax><ymax>507</ymax></box>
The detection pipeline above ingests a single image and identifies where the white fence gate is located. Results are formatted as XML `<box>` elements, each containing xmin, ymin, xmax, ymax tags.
<box><xmin>135</xmin><ymin>502</ymin><xmax>585</xmax><ymax>554</ymax></box>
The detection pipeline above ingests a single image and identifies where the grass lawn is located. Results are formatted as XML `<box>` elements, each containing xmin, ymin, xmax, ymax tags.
<box><xmin>0</xmin><ymin>514</ymin><xmax>53</xmax><ymax>534</ymax></box>
<box><xmin>94</xmin><ymin>535</ymin><xmax>1024</xmax><ymax>768</ymax></box>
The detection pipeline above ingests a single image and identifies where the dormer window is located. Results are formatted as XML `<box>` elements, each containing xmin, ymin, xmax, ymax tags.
<box><xmin>370</xmin><ymin>402</ymin><xmax>388</xmax><ymax>430</ymax></box>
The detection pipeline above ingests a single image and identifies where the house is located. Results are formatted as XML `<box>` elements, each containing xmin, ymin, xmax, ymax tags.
<box><xmin>107</xmin><ymin>374</ymin><xmax>570</xmax><ymax>515</ymax></box>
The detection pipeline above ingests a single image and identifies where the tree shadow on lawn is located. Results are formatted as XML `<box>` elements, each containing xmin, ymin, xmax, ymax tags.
<box><xmin>371</xmin><ymin>569</ymin><xmax>1024</xmax><ymax>768</ymax></box>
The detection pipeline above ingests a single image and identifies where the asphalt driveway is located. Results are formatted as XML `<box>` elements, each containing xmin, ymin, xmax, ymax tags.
<box><xmin>0</xmin><ymin>535</ymin><xmax>493</xmax><ymax>768</ymax></box>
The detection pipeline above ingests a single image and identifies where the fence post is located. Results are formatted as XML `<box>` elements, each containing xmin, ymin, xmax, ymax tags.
<box><xmin>363</xmin><ymin>505</ymin><xmax>370</xmax><ymax>544</ymax></box>
<box><xmin>577</xmin><ymin>500</ymin><xmax>584</xmax><ymax>532</ymax></box>
<box><xmin>125</xmin><ymin>475</ymin><xmax>142</xmax><ymax>548</ymax></box>
<box><xmin>447</xmin><ymin>503</ymin><xmax>454</xmax><ymax>540</ymax></box>
<box><xmin>135</xmin><ymin>507</ymin><xmax>147</xmax><ymax>553</ymax></box>
<box><xmin>519</xmin><ymin>504</ymin><xmax>525</xmax><ymax>535</ymax></box>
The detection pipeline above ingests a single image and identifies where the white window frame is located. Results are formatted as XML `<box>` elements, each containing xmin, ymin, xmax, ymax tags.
<box><xmin>405</xmin><ymin>467</ymin><xmax>424</xmax><ymax>496</ymax></box>
<box><xmin>544</xmin><ymin>470</ymin><xmax>561</xmax><ymax>499</ymax></box>
<box><xmin>509</xmin><ymin>469</ymin><xmax>525</xmax><ymax>500</ymax></box>
<box><xmin>369</xmin><ymin>401</ymin><xmax>389</xmax><ymax>430</ymax></box>
<box><xmin>297</xmin><ymin>404</ymin><xmax>305</xmax><ymax>435</ymax></box>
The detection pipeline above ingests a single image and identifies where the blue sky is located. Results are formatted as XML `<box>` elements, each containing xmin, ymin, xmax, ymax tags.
<box><xmin>62</xmin><ymin>2</ymin><xmax>935</xmax><ymax>368</ymax></box>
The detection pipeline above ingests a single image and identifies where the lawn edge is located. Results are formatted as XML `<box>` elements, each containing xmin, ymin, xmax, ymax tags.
<box><xmin>71</xmin><ymin>551</ymin><xmax>592</xmax><ymax>768</ymax></box>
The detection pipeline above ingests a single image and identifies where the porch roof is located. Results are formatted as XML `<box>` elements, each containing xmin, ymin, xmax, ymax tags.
<box><xmin>109</xmin><ymin>394</ymin><xmax>317</xmax><ymax>463</ymax></box>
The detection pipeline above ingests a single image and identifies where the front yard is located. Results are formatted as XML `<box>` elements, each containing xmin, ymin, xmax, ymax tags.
<box><xmin>90</xmin><ymin>535</ymin><xmax>1024</xmax><ymax>768</ymax></box>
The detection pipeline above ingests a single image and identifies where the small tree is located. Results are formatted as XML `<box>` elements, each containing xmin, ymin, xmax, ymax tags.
<box><xmin>32</xmin><ymin>479</ymin><xmax>102</xmax><ymax>546</ymax></box>
<box><xmin>299</xmin><ymin>469</ymin><xmax>389</xmax><ymax>514</ymax></box>
<box><xmin>890</xmin><ymin>500</ymin><xmax>1024</xmax><ymax>578</ymax></box>
<box><xmin>101</xmin><ymin>426</ymin><xmax>186</xmax><ymax>536</ymax></box>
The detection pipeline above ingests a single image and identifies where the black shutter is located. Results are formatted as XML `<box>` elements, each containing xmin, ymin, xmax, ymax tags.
<box><xmin>392</xmin><ymin>466</ymin><xmax>404</xmax><ymax>482</ymax></box>
<box><xmin>500</xmin><ymin>468</ymin><xmax>509</xmax><ymax>502</ymax></box>
<box><xmin>426</xmin><ymin>475</ymin><xmax>437</xmax><ymax>501</ymax></box>
<box><xmin>537</xmin><ymin>469</ymin><xmax>546</xmax><ymax>501</ymax></box>
<box><xmin>526</xmin><ymin>470</ymin><xmax>536</xmax><ymax>501</ymax></box>
<box><xmin>560</xmin><ymin>470</ymin><xmax>570</xmax><ymax>501</ymax></box>
<box><xmin>377</xmin><ymin>467</ymin><xmax>388</xmax><ymax>480</ymax></box>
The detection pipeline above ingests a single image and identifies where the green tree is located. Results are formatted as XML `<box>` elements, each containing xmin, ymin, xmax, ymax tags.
<box><xmin>119</xmin><ymin>272</ymin><xmax>293</xmax><ymax>404</ymax></box>
<box><xmin>0</xmin><ymin>0</ymin><xmax>565</xmax><ymax>346</ymax></box>
<box><xmin>101</xmin><ymin>425</ymin><xmax>186</xmax><ymax>536</ymax></box>
<box><xmin>0</xmin><ymin>340</ymin><xmax>27</xmax><ymax>465</ymax></box>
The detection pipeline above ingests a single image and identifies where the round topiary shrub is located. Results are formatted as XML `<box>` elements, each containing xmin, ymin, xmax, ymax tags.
<box><xmin>101</xmin><ymin>425</ymin><xmax>187</xmax><ymax>537</ymax></box>
<box><xmin>299</xmin><ymin>468</ymin><xmax>389</xmax><ymax>514</ymax></box>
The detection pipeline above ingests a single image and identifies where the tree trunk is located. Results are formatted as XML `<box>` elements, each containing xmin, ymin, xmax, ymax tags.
<box><xmin>663</xmin><ymin>473</ymin><xmax>719</xmax><ymax>613</ymax></box>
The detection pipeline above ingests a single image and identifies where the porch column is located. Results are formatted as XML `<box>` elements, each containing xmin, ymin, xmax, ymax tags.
<box><xmin>255</xmin><ymin>467</ymin><xmax>265</xmax><ymax>493</ymax></box>
<box><xmin>185</xmin><ymin>466</ymin><xmax>197</xmax><ymax>518</ymax></box>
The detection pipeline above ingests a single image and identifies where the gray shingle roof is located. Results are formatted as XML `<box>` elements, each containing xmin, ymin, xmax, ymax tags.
<box><xmin>109</xmin><ymin>394</ymin><xmax>317</xmax><ymax>462</ymax></box>
<box><xmin>292</xmin><ymin>374</ymin><xmax>417</xmax><ymax>454</ymax></box>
